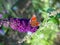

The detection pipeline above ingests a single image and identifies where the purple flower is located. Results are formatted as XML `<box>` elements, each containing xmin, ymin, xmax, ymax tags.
<box><xmin>9</xmin><ymin>18</ymin><xmax>39</xmax><ymax>33</ymax></box>
<box><xmin>0</xmin><ymin>30</ymin><xmax>5</xmax><ymax>35</ymax></box>
<box><xmin>0</xmin><ymin>14</ymin><xmax>3</xmax><ymax>18</ymax></box>
<box><xmin>9</xmin><ymin>18</ymin><xmax>18</xmax><ymax>30</ymax></box>
<box><xmin>0</xmin><ymin>21</ymin><xmax>2</xmax><ymax>27</ymax></box>
<box><xmin>3</xmin><ymin>21</ymin><xmax>9</xmax><ymax>28</ymax></box>
<box><xmin>3</xmin><ymin>10</ymin><xmax>9</xmax><ymax>14</ymax></box>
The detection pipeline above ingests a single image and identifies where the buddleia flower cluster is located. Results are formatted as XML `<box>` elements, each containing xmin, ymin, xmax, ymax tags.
<box><xmin>9</xmin><ymin>18</ymin><xmax>39</xmax><ymax>33</ymax></box>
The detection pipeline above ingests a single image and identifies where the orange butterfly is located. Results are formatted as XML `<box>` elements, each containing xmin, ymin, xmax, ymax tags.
<box><xmin>29</xmin><ymin>14</ymin><xmax>40</xmax><ymax>27</ymax></box>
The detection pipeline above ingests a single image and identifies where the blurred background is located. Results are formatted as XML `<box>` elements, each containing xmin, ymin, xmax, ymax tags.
<box><xmin>0</xmin><ymin>0</ymin><xmax>60</xmax><ymax>45</ymax></box>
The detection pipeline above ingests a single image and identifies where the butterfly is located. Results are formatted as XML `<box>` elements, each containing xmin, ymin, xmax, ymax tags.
<box><xmin>29</xmin><ymin>14</ymin><xmax>40</xmax><ymax>27</ymax></box>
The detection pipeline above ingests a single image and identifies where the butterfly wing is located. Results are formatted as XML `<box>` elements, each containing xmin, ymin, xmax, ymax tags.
<box><xmin>30</xmin><ymin>14</ymin><xmax>40</xmax><ymax>27</ymax></box>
